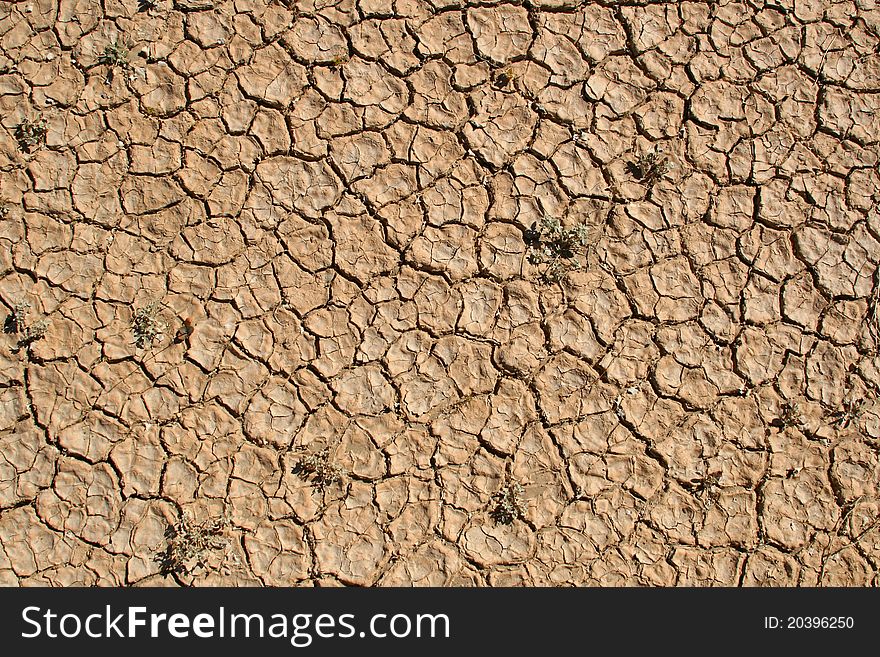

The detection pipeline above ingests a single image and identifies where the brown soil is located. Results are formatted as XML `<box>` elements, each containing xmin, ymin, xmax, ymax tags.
<box><xmin>1</xmin><ymin>0</ymin><xmax>879</xmax><ymax>586</ymax></box>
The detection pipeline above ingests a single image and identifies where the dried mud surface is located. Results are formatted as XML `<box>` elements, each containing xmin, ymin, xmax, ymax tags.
<box><xmin>1</xmin><ymin>0</ymin><xmax>880</xmax><ymax>587</ymax></box>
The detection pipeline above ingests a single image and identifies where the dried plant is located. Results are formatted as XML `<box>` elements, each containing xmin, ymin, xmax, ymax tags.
<box><xmin>19</xmin><ymin>318</ymin><xmax>48</xmax><ymax>344</ymax></box>
<box><xmin>99</xmin><ymin>40</ymin><xmax>131</xmax><ymax>68</ymax></box>
<box><xmin>4</xmin><ymin>300</ymin><xmax>30</xmax><ymax>335</ymax></box>
<box><xmin>684</xmin><ymin>471</ymin><xmax>722</xmax><ymax>510</ymax></box>
<box><xmin>525</xmin><ymin>216</ymin><xmax>591</xmax><ymax>282</ymax></box>
<box><xmin>14</xmin><ymin>117</ymin><xmax>48</xmax><ymax>152</ymax></box>
<box><xmin>771</xmin><ymin>400</ymin><xmax>802</xmax><ymax>429</ymax></box>
<box><xmin>292</xmin><ymin>448</ymin><xmax>345</xmax><ymax>490</ymax></box>
<box><xmin>138</xmin><ymin>0</ymin><xmax>158</xmax><ymax>11</ymax></box>
<box><xmin>626</xmin><ymin>146</ymin><xmax>670</xmax><ymax>186</ymax></box>
<box><xmin>131</xmin><ymin>301</ymin><xmax>167</xmax><ymax>349</ymax></box>
<box><xmin>157</xmin><ymin>510</ymin><xmax>230</xmax><ymax>576</ymax></box>
<box><xmin>173</xmin><ymin>316</ymin><xmax>194</xmax><ymax>345</ymax></box>
<box><xmin>830</xmin><ymin>398</ymin><xmax>867</xmax><ymax>430</ymax></box>
<box><xmin>99</xmin><ymin>39</ymin><xmax>134</xmax><ymax>83</ymax></box>
<box><xmin>6</xmin><ymin>301</ymin><xmax>49</xmax><ymax>353</ymax></box>
<box><xmin>490</xmin><ymin>481</ymin><xmax>526</xmax><ymax>525</ymax></box>
<box><xmin>12</xmin><ymin>319</ymin><xmax>50</xmax><ymax>354</ymax></box>
<box><xmin>493</xmin><ymin>68</ymin><xmax>515</xmax><ymax>89</ymax></box>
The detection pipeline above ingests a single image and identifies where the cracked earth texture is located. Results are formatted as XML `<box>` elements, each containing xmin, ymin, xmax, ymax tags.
<box><xmin>1</xmin><ymin>0</ymin><xmax>879</xmax><ymax>588</ymax></box>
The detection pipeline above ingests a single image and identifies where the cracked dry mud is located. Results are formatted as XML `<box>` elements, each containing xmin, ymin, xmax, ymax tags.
<box><xmin>1</xmin><ymin>0</ymin><xmax>879</xmax><ymax>588</ymax></box>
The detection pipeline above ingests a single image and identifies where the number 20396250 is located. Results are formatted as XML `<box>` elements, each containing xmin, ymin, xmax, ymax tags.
<box><xmin>764</xmin><ymin>616</ymin><xmax>854</xmax><ymax>629</ymax></box>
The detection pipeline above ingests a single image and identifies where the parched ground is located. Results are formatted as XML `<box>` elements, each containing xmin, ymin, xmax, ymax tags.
<box><xmin>0</xmin><ymin>0</ymin><xmax>879</xmax><ymax>587</ymax></box>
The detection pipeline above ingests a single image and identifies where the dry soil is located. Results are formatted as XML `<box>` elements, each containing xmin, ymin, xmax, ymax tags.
<box><xmin>1</xmin><ymin>0</ymin><xmax>880</xmax><ymax>586</ymax></box>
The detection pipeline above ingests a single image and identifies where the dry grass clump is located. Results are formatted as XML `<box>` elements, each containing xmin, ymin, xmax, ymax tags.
<box><xmin>292</xmin><ymin>448</ymin><xmax>345</xmax><ymax>490</ymax></box>
<box><xmin>771</xmin><ymin>400</ymin><xmax>803</xmax><ymax>429</ymax></box>
<box><xmin>15</xmin><ymin>117</ymin><xmax>48</xmax><ymax>152</ymax></box>
<box><xmin>5</xmin><ymin>300</ymin><xmax>49</xmax><ymax>353</ymax></box>
<box><xmin>132</xmin><ymin>301</ymin><xmax>167</xmax><ymax>348</ymax></box>
<box><xmin>4</xmin><ymin>300</ymin><xmax>31</xmax><ymax>335</ymax></box>
<box><xmin>157</xmin><ymin>510</ymin><xmax>230</xmax><ymax>576</ymax></box>
<box><xmin>525</xmin><ymin>216</ymin><xmax>591</xmax><ymax>282</ymax></box>
<box><xmin>491</xmin><ymin>481</ymin><xmax>526</xmax><ymax>525</ymax></box>
<box><xmin>626</xmin><ymin>146</ymin><xmax>670</xmax><ymax>186</ymax></box>
<box><xmin>831</xmin><ymin>397</ymin><xmax>867</xmax><ymax>430</ymax></box>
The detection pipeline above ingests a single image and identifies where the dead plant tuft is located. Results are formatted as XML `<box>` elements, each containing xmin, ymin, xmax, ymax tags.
<box><xmin>292</xmin><ymin>448</ymin><xmax>345</xmax><ymax>490</ymax></box>
<box><xmin>132</xmin><ymin>301</ymin><xmax>167</xmax><ymax>349</ymax></box>
<box><xmin>15</xmin><ymin>117</ymin><xmax>48</xmax><ymax>152</ymax></box>
<box><xmin>157</xmin><ymin>510</ymin><xmax>230</xmax><ymax>576</ymax></box>
<box><xmin>525</xmin><ymin>216</ymin><xmax>591</xmax><ymax>282</ymax></box>
<box><xmin>4</xmin><ymin>300</ymin><xmax>30</xmax><ymax>335</ymax></box>
<box><xmin>626</xmin><ymin>146</ymin><xmax>670</xmax><ymax>186</ymax></box>
<box><xmin>771</xmin><ymin>400</ymin><xmax>803</xmax><ymax>429</ymax></box>
<box><xmin>490</xmin><ymin>481</ymin><xmax>526</xmax><ymax>525</ymax></box>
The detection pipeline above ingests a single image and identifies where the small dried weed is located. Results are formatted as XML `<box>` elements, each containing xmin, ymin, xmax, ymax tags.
<box><xmin>132</xmin><ymin>301</ymin><xmax>167</xmax><ymax>349</ymax></box>
<box><xmin>4</xmin><ymin>300</ymin><xmax>30</xmax><ymax>335</ymax></box>
<box><xmin>830</xmin><ymin>397</ymin><xmax>867</xmax><ymax>430</ymax></box>
<box><xmin>329</xmin><ymin>53</ymin><xmax>349</xmax><ymax>68</ymax></box>
<box><xmin>771</xmin><ymin>400</ymin><xmax>803</xmax><ymax>429</ymax></box>
<box><xmin>866</xmin><ymin>267</ymin><xmax>880</xmax><ymax>351</ymax></box>
<box><xmin>626</xmin><ymin>147</ymin><xmax>670</xmax><ymax>186</ymax></box>
<box><xmin>15</xmin><ymin>116</ymin><xmax>48</xmax><ymax>152</ymax></box>
<box><xmin>292</xmin><ymin>448</ymin><xmax>345</xmax><ymax>490</ymax></box>
<box><xmin>99</xmin><ymin>40</ymin><xmax>134</xmax><ymax>83</ymax></box>
<box><xmin>525</xmin><ymin>216</ymin><xmax>592</xmax><ymax>282</ymax></box>
<box><xmin>5</xmin><ymin>301</ymin><xmax>49</xmax><ymax>353</ymax></box>
<box><xmin>493</xmin><ymin>68</ymin><xmax>516</xmax><ymax>89</ymax></box>
<box><xmin>157</xmin><ymin>510</ymin><xmax>230</xmax><ymax>576</ymax></box>
<box><xmin>490</xmin><ymin>481</ymin><xmax>526</xmax><ymax>525</ymax></box>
